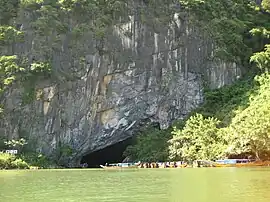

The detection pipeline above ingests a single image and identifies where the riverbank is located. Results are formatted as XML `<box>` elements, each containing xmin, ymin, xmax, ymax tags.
<box><xmin>101</xmin><ymin>160</ymin><xmax>270</xmax><ymax>170</ymax></box>
<box><xmin>0</xmin><ymin>152</ymin><xmax>61</xmax><ymax>170</ymax></box>
<box><xmin>2</xmin><ymin>150</ymin><xmax>270</xmax><ymax>170</ymax></box>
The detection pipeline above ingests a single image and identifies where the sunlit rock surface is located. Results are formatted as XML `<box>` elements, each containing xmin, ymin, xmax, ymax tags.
<box><xmin>0</xmin><ymin>5</ymin><xmax>241</xmax><ymax>166</ymax></box>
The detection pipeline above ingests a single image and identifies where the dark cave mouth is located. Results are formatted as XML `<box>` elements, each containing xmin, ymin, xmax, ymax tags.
<box><xmin>80</xmin><ymin>138</ymin><xmax>133</xmax><ymax>168</ymax></box>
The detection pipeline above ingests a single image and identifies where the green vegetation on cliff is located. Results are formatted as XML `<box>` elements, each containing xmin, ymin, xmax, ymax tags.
<box><xmin>169</xmin><ymin>72</ymin><xmax>270</xmax><ymax>161</ymax></box>
<box><xmin>125</xmin><ymin>0</ymin><xmax>270</xmax><ymax>162</ymax></box>
<box><xmin>0</xmin><ymin>138</ymin><xmax>56</xmax><ymax>169</ymax></box>
<box><xmin>0</xmin><ymin>1</ymin><xmax>54</xmax><ymax>114</ymax></box>
<box><xmin>126</xmin><ymin>70</ymin><xmax>270</xmax><ymax>162</ymax></box>
<box><xmin>183</xmin><ymin>0</ymin><xmax>269</xmax><ymax>62</ymax></box>
<box><xmin>0</xmin><ymin>0</ymin><xmax>127</xmax><ymax>114</ymax></box>
<box><xmin>123</xmin><ymin>125</ymin><xmax>173</xmax><ymax>162</ymax></box>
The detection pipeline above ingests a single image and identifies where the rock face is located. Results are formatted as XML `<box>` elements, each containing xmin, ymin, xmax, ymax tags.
<box><xmin>0</xmin><ymin>5</ymin><xmax>241</xmax><ymax>166</ymax></box>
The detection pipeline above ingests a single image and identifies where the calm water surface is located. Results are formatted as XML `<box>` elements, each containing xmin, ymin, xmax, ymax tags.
<box><xmin>1</xmin><ymin>167</ymin><xmax>270</xmax><ymax>202</ymax></box>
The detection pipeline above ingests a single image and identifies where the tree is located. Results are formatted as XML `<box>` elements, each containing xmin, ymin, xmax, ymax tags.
<box><xmin>226</xmin><ymin>73</ymin><xmax>270</xmax><ymax>160</ymax></box>
<box><xmin>250</xmin><ymin>45</ymin><xmax>270</xmax><ymax>71</ymax></box>
<box><xmin>124</xmin><ymin>125</ymin><xmax>172</xmax><ymax>162</ymax></box>
<box><xmin>262</xmin><ymin>0</ymin><xmax>270</xmax><ymax>12</ymax></box>
<box><xmin>168</xmin><ymin>114</ymin><xmax>226</xmax><ymax>161</ymax></box>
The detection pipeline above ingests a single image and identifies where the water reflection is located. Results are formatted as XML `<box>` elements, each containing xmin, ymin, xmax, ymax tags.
<box><xmin>0</xmin><ymin>168</ymin><xmax>270</xmax><ymax>202</ymax></box>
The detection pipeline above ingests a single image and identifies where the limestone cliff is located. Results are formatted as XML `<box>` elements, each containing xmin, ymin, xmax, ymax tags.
<box><xmin>0</xmin><ymin>1</ymin><xmax>240</xmax><ymax>166</ymax></box>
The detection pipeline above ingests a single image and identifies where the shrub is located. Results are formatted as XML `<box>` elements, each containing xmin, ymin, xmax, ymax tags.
<box><xmin>20</xmin><ymin>152</ymin><xmax>53</xmax><ymax>168</ymax></box>
<box><xmin>0</xmin><ymin>152</ymin><xmax>29</xmax><ymax>169</ymax></box>
<box><xmin>168</xmin><ymin>114</ymin><xmax>226</xmax><ymax>161</ymax></box>
<box><xmin>10</xmin><ymin>158</ymin><xmax>29</xmax><ymax>169</ymax></box>
<box><xmin>123</xmin><ymin>125</ymin><xmax>172</xmax><ymax>162</ymax></box>
<box><xmin>0</xmin><ymin>152</ymin><xmax>15</xmax><ymax>169</ymax></box>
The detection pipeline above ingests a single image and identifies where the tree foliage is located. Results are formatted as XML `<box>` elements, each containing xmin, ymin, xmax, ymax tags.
<box><xmin>262</xmin><ymin>0</ymin><xmax>270</xmax><ymax>12</ymax></box>
<box><xmin>0</xmin><ymin>1</ymin><xmax>53</xmax><ymax>115</ymax></box>
<box><xmin>0</xmin><ymin>138</ymin><xmax>54</xmax><ymax>168</ymax></box>
<box><xmin>0</xmin><ymin>55</ymin><xmax>24</xmax><ymax>90</ymax></box>
<box><xmin>178</xmin><ymin>0</ymin><xmax>270</xmax><ymax>62</ymax></box>
<box><xmin>168</xmin><ymin>114</ymin><xmax>226</xmax><ymax>161</ymax></box>
<box><xmin>124</xmin><ymin>125</ymin><xmax>172</xmax><ymax>162</ymax></box>
<box><xmin>0</xmin><ymin>152</ymin><xmax>29</xmax><ymax>169</ymax></box>
<box><xmin>0</xmin><ymin>26</ymin><xmax>24</xmax><ymax>45</ymax></box>
<box><xmin>250</xmin><ymin>44</ymin><xmax>270</xmax><ymax>71</ymax></box>
<box><xmin>225</xmin><ymin>73</ymin><xmax>270</xmax><ymax>159</ymax></box>
<box><xmin>169</xmin><ymin>72</ymin><xmax>270</xmax><ymax>161</ymax></box>
<box><xmin>165</xmin><ymin>0</ymin><xmax>270</xmax><ymax>162</ymax></box>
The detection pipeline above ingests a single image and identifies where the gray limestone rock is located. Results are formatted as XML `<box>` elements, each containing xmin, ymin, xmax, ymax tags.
<box><xmin>0</xmin><ymin>4</ymin><xmax>241</xmax><ymax>166</ymax></box>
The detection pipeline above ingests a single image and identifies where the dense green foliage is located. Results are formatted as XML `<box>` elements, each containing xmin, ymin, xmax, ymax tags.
<box><xmin>0</xmin><ymin>1</ymin><xmax>53</xmax><ymax>115</ymax></box>
<box><xmin>0</xmin><ymin>138</ymin><xmax>56</xmax><ymax>168</ymax></box>
<box><xmin>19</xmin><ymin>152</ymin><xmax>55</xmax><ymax>168</ymax></box>
<box><xmin>169</xmin><ymin>72</ymin><xmax>270</xmax><ymax>161</ymax></box>
<box><xmin>123</xmin><ymin>121</ymin><xmax>185</xmax><ymax>162</ymax></box>
<box><xmin>226</xmin><ymin>73</ymin><xmax>270</xmax><ymax>159</ymax></box>
<box><xmin>20</xmin><ymin>0</ymin><xmax>127</xmax><ymax>39</ymax></box>
<box><xmin>168</xmin><ymin>114</ymin><xmax>226</xmax><ymax>161</ymax></box>
<box><xmin>262</xmin><ymin>0</ymin><xmax>270</xmax><ymax>12</ymax></box>
<box><xmin>0</xmin><ymin>56</ymin><xmax>24</xmax><ymax>92</ymax></box>
<box><xmin>124</xmin><ymin>125</ymin><xmax>172</xmax><ymax>162</ymax></box>
<box><xmin>0</xmin><ymin>152</ymin><xmax>29</xmax><ymax>169</ymax></box>
<box><xmin>180</xmin><ymin>0</ymin><xmax>270</xmax><ymax>62</ymax></box>
<box><xmin>250</xmin><ymin>44</ymin><xmax>270</xmax><ymax>71</ymax></box>
<box><xmin>0</xmin><ymin>138</ymin><xmax>29</xmax><ymax>169</ymax></box>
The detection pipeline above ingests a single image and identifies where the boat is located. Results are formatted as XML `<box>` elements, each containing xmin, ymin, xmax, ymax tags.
<box><xmin>100</xmin><ymin>162</ymin><xmax>140</xmax><ymax>169</ymax></box>
<box><xmin>138</xmin><ymin>161</ymin><xmax>188</xmax><ymax>168</ymax></box>
<box><xmin>213</xmin><ymin>159</ymin><xmax>268</xmax><ymax>167</ymax></box>
<box><xmin>193</xmin><ymin>160</ymin><xmax>216</xmax><ymax>167</ymax></box>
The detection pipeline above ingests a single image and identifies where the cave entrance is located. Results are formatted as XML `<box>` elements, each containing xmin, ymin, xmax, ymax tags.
<box><xmin>80</xmin><ymin>138</ymin><xmax>133</xmax><ymax>168</ymax></box>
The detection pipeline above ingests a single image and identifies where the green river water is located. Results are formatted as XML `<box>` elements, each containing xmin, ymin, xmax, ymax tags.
<box><xmin>1</xmin><ymin>167</ymin><xmax>270</xmax><ymax>202</ymax></box>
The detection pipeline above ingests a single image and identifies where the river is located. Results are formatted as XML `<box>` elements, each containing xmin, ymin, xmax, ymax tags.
<box><xmin>1</xmin><ymin>167</ymin><xmax>270</xmax><ymax>202</ymax></box>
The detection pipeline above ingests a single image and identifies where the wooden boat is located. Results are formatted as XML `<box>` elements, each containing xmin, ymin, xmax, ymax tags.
<box><xmin>235</xmin><ymin>160</ymin><xmax>270</xmax><ymax>167</ymax></box>
<box><xmin>172</xmin><ymin>161</ymin><xmax>188</xmax><ymax>168</ymax></box>
<box><xmin>100</xmin><ymin>162</ymin><xmax>140</xmax><ymax>169</ymax></box>
<box><xmin>213</xmin><ymin>159</ymin><xmax>269</xmax><ymax>167</ymax></box>
<box><xmin>136</xmin><ymin>161</ymin><xmax>189</xmax><ymax>168</ymax></box>
<box><xmin>177</xmin><ymin>164</ymin><xmax>188</xmax><ymax>168</ymax></box>
<box><xmin>193</xmin><ymin>160</ymin><xmax>216</xmax><ymax>167</ymax></box>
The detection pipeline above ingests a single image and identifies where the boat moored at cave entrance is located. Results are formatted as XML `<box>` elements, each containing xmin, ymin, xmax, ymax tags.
<box><xmin>100</xmin><ymin>159</ymin><xmax>270</xmax><ymax>169</ymax></box>
<box><xmin>100</xmin><ymin>162</ymin><xmax>140</xmax><ymax>169</ymax></box>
